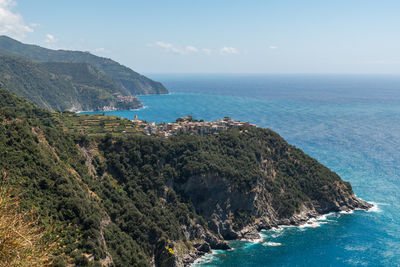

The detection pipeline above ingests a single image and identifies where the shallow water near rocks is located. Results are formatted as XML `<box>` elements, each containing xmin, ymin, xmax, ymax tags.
<box><xmin>84</xmin><ymin>74</ymin><xmax>400</xmax><ymax>266</ymax></box>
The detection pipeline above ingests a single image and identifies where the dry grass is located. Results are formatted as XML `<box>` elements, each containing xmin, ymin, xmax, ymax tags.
<box><xmin>0</xmin><ymin>178</ymin><xmax>55</xmax><ymax>266</ymax></box>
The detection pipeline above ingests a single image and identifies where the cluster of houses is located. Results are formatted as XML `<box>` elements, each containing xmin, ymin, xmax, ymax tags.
<box><xmin>133</xmin><ymin>115</ymin><xmax>256</xmax><ymax>137</ymax></box>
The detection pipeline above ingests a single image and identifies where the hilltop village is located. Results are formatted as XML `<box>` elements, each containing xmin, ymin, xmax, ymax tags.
<box><xmin>134</xmin><ymin>115</ymin><xmax>257</xmax><ymax>137</ymax></box>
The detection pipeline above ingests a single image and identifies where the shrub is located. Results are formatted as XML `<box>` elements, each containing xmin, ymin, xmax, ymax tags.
<box><xmin>0</xmin><ymin>184</ymin><xmax>55</xmax><ymax>266</ymax></box>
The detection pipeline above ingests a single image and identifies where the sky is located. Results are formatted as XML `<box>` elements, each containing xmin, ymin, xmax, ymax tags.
<box><xmin>1</xmin><ymin>0</ymin><xmax>400</xmax><ymax>74</ymax></box>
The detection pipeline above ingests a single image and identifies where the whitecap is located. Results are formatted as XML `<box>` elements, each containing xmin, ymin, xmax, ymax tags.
<box><xmin>260</xmin><ymin>229</ymin><xmax>284</xmax><ymax>239</ymax></box>
<box><xmin>259</xmin><ymin>231</ymin><xmax>269</xmax><ymax>239</ymax></box>
<box><xmin>299</xmin><ymin>220</ymin><xmax>328</xmax><ymax>229</ymax></box>
<box><xmin>241</xmin><ymin>237</ymin><xmax>263</xmax><ymax>244</ymax></box>
<box><xmin>339</xmin><ymin>209</ymin><xmax>354</xmax><ymax>214</ymax></box>
<box><xmin>316</xmin><ymin>212</ymin><xmax>335</xmax><ymax>221</ymax></box>
<box><xmin>269</xmin><ymin>226</ymin><xmax>285</xmax><ymax>232</ymax></box>
<box><xmin>263</xmin><ymin>242</ymin><xmax>282</xmax><ymax>247</ymax></box>
<box><xmin>272</xmin><ymin>233</ymin><xmax>284</xmax><ymax>238</ymax></box>
<box><xmin>278</xmin><ymin>225</ymin><xmax>297</xmax><ymax>229</ymax></box>
<box><xmin>366</xmin><ymin>202</ymin><xmax>381</xmax><ymax>213</ymax></box>
<box><xmin>192</xmin><ymin>249</ymin><xmax>227</xmax><ymax>266</ymax></box>
<box><xmin>344</xmin><ymin>245</ymin><xmax>368</xmax><ymax>251</ymax></box>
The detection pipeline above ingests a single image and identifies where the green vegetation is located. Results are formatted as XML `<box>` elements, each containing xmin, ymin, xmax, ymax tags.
<box><xmin>0</xmin><ymin>55</ymin><xmax>142</xmax><ymax>111</ymax></box>
<box><xmin>0</xmin><ymin>183</ymin><xmax>55</xmax><ymax>266</ymax></box>
<box><xmin>60</xmin><ymin>113</ymin><xmax>144</xmax><ymax>136</ymax></box>
<box><xmin>0</xmin><ymin>89</ymin><xmax>355</xmax><ymax>266</ymax></box>
<box><xmin>0</xmin><ymin>89</ymin><xmax>109</xmax><ymax>265</ymax></box>
<box><xmin>0</xmin><ymin>35</ymin><xmax>168</xmax><ymax>95</ymax></box>
<box><xmin>0</xmin><ymin>89</ymin><xmax>198</xmax><ymax>265</ymax></box>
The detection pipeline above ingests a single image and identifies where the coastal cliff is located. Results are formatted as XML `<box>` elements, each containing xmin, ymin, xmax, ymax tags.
<box><xmin>151</xmin><ymin>128</ymin><xmax>371</xmax><ymax>266</ymax></box>
<box><xmin>0</xmin><ymin>90</ymin><xmax>370</xmax><ymax>266</ymax></box>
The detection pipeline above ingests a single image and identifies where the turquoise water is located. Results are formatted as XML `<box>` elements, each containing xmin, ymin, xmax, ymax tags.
<box><xmin>84</xmin><ymin>74</ymin><xmax>400</xmax><ymax>266</ymax></box>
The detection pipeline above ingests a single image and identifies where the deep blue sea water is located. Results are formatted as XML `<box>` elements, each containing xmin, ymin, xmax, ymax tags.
<box><xmin>84</xmin><ymin>74</ymin><xmax>400</xmax><ymax>266</ymax></box>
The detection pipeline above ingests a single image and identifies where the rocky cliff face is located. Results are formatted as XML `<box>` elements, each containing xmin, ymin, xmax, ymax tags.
<box><xmin>181</xmin><ymin>173</ymin><xmax>370</xmax><ymax>238</ymax></box>
<box><xmin>168</xmin><ymin>177</ymin><xmax>371</xmax><ymax>266</ymax></box>
<box><xmin>164</xmin><ymin>129</ymin><xmax>372</xmax><ymax>266</ymax></box>
<box><xmin>165</xmin><ymin>182</ymin><xmax>370</xmax><ymax>266</ymax></box>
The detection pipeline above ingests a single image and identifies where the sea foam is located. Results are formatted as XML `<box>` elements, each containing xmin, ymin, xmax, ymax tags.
<box><xmin>263</xmin><ymin>242</ymin><xmax>283</xmax><ymax>247</ymax></box>
<box><xmin>366</xmin><ymin>202</ymin><xmax>381</xmax><ymax>213</ymax></box>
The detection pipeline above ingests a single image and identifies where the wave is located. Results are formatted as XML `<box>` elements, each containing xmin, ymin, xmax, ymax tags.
<box><xmin>261</xmin><ymin>229</ymin><xmax>284</xmax><ymax>239</ymax></box>
<box><xmin>263</xmin><ymin>242</ymin><xmax>283</xmax><ymax>247</ymax></box>
<box><xmin>299</xmin><ymin>218</ymin><xmax>329</xmax><ymax>229</ymax></box>
<box><xmin>344</xmin><ymin>245</ymin><xmax>368</xmax><ymax>251</ymax></box>
<box><xmin>240</xmin><ymin>237</ymin><xmax>263</xmax><ymax>243</ymax></box>
<box><xmin>339</xmin><ymin>209</ymin><xmax>354</xmax><ymax>214</ymax></box>
<box><xmin>266</xmin><ymin>213</ymin><xmax>336</xmax><ymax>232</ymax></box>
<box><xmin>317</xmin><ymin>212</ymin><xmax>335</xmax><ymax>220</ymax></box>
<box><xmin>193</xmin><ymin>206</ymin><xmax>377</xmax><ymax>266</ymax></box>
<box><xmin>366</xmin><ymin>202</ymin><xmax>381</xmax><ymax>213</ymax></box>
<box><xmin>192</xmin><ymin>249</ymin><xmax>229</xmax><ymax>266</ymax></box>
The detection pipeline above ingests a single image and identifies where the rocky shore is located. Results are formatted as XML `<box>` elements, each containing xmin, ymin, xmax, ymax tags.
<box><xmin>150</xmin><ymin>126</ymin><xmax>375</xmax><ymax>267</ymax></box>
<box><xmin>181</xmin><ymin>197</ymin><xmax>372</xmax><ymax>267</ymax></box>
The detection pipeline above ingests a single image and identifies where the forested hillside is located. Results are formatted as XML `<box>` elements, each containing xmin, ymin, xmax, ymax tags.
<box><xmin>0</xmin><ymin>56</ymin><xmax>142</xmax><ymax>111</ymax></box>
<box><xmin>0</xmin><ymin>36</ymin><xmax>168</xmax><ymax>95</ymax></box>
<box><xmin>0</xmin><ymin>90</ymin><xmax>370</xmax><ymax>266</ymax></box>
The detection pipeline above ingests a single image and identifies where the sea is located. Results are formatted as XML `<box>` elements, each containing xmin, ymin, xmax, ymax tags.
<box><xmin>83</xmin><ymin>74</ymin><xmax>400</xmax><ymax>266</ymax></box>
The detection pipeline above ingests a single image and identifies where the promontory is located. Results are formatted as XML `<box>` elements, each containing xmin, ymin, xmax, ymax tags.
<box><xmin>0</xmin><ymin>89</ymin><xmax>371</xmax><ymax>266</ymax></box>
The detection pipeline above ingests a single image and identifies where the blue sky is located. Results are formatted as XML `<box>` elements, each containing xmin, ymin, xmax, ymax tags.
<box><xmin>1</xmin><ymin>0</ymin><xmax>400</xmax><ymax>74</ymax></box>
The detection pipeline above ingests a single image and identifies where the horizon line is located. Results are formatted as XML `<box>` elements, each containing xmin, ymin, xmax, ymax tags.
<box><xmin>143</xmin><ymin>72</ymin><xmax>400</xmax><ymax>76</ymax></box>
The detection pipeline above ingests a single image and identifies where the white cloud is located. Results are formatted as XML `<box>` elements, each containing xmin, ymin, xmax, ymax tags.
<box><xmin>269</xmin><ymin>46</ymin><xmax>278</xmax><ymax>49</ymax></box>
<box><xmin>151</xmin><ymin>42</ymin><xmax>201</xmax><ymax>55</ymax></box>
<box><xmin>151</xmin><ymin>41</ymin><xmax>184</xmax><ymax>54</ymax></box>
<box><xmin>185</xmin><ymin>45</ymin><xmax>198</xmax><ymax>53</ymax></box>
<box><xmin>44</xmin><ymin>34</ymin><xmax>57</xmax><ymax>43</ymax></box>
<box><xmin>0</xmin><ymin>0</ymin><xmax>33</xmax><ymax>39</ymax></box>
<box><xmin>220</xmin><ymin>46</ymin><xmax>239</xmax><ymax>55</ymax></box>
<box><xmin>151</xmin><ymin>41</ymin><xmax>241</xmax><ymax>56</ymax></box>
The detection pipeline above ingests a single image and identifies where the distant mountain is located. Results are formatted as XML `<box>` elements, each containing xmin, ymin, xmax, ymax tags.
<box><xmin>0</xmin><ymin>35</ymin><xmax>168</xmax><ymax>95</ymax></box>
<box><xmin>0</xmin><ymin>55</ymin><xmax>142</xmax><ymax>111</ymax></box>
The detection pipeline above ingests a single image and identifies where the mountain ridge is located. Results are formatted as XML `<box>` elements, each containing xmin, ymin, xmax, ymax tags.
<box><xmin>0</xmin><ymin>35</ymin><xmax>168</xmax><ymax>96</ymax></box>
<box><xmin>0</xmin><ymin>55</ymin><xmax>142</xmax><ymax>111</ymax></box>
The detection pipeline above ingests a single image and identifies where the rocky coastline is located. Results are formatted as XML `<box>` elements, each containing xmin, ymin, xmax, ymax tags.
<box><xmin>149</xmin><ymin>126</ymin><xmax>375</xmax><ymax>267</ymax></box>
<box><xmin>183</xmin><ymin>198</ymin><xmax>372</xmax><ymax>267</ymax></box>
